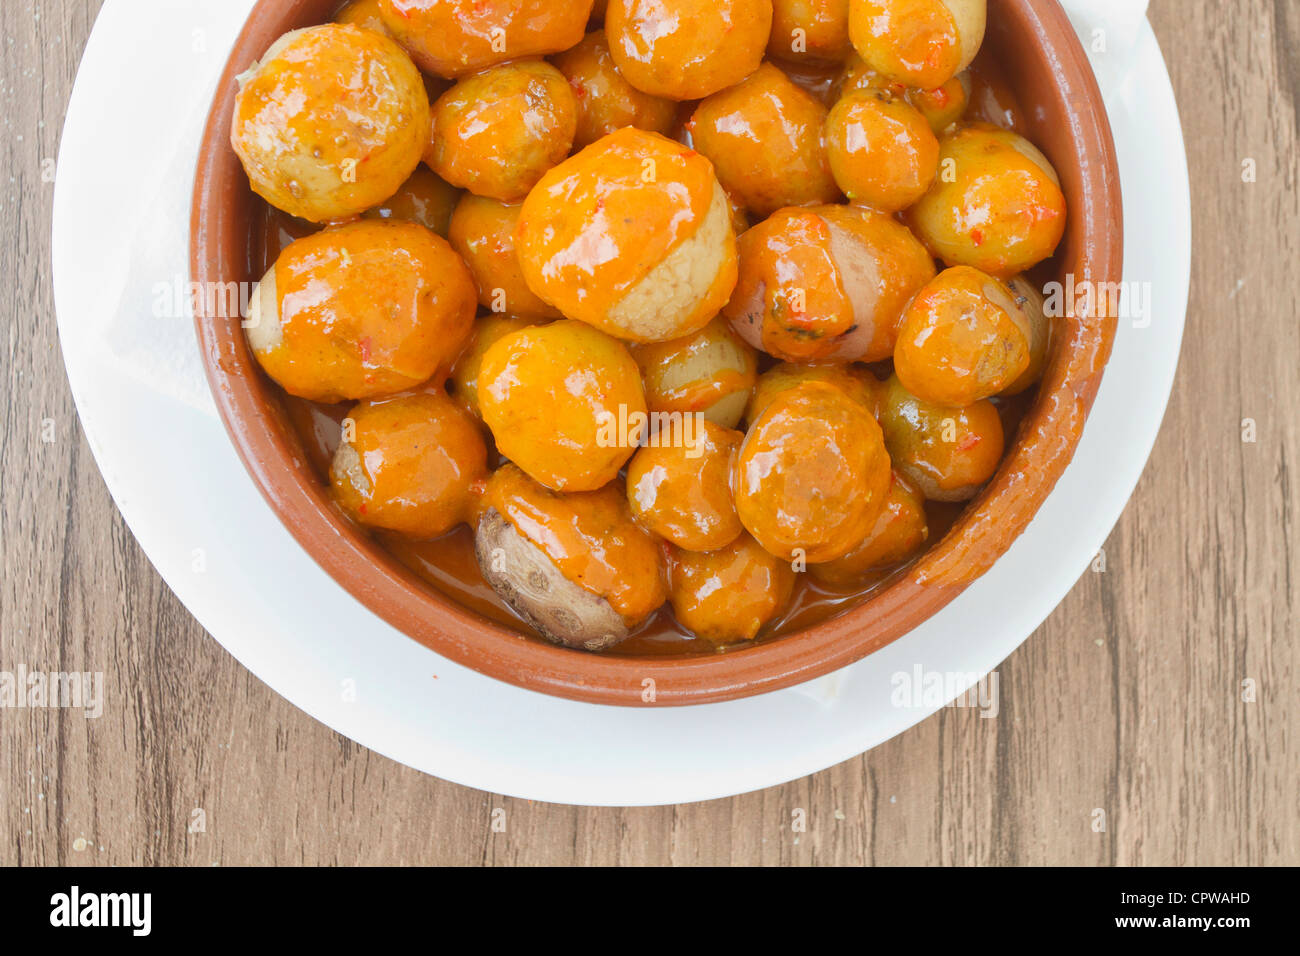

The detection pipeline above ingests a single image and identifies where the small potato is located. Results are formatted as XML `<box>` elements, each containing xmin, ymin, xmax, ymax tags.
<box><xmin>447</xmin><ymin>195</ymin><xmax>562</xmax><ymax>319</ymax></box>
<box><xmin>734</xmin><ymin>381</ymin><xmax>892</xmax><ymax>562</ymax></box>
<box><xmin>551</xmin><ymin>31</ymin><xmax>678</xmax><ymax>149</ymax></box>
<box><xmin>606</xmin><ymin>0</ymin><xmax>773</xmax><ymax>101</ymax></box>
<box><xmin>810</xmin><ymin>470</ymin><xmax>928</xmax><ymax>586</ymax></box>
<box><xmin>331</xmin><ymin>389</ymin><xmax>487</xmax><ymax>538</ymax></box>
<box><xmin>877</xmin><ymin>373</ymin><xmax>1003</xmax><ymax>501</ymax></box>
<box><xmin>476</xmin><ymin>464</ymin><xmax>667</xmax><ymax>650</ymax></box>
<box><xmin>362</xmin><ymin>165</ymin><xmax>460</xmax><ymax>237</ymax></box>
<box><xmin>848</xmin><ymin>0</ymin><xmax>985</xmax><ymax>89</ymax></box>
<box><xmin>688</xmin><ymin>63</ymin><xmax>841</xmax><ymax>218</ymax></box>
<box><xmin>907</xmin><ymin>122</ymin><xmax>1067</xmax><ymax>277</ymax></box>
<box><xmin>825</xmin><ymin>90</ymin><xmax>939</xmax><ymax>211</ymax></box>
<box><xmin>894</xmin><ymin>265</ymin><xmax>1032</xmax><ymax>406</ymax></box>
<box><xmin>335</xmin><ymin>0</ymin><xmax>389</xmax><ymax>34</ymax></box>
<box><xmin>767</xmin><ymin>0</ymin><xmax>852</xmax><ymax>65</ymax></box>
<box><xmin>723</xmin><ymin>204</ymin><xmax>936</xmax><ymax>362</ymax></box>
<box><xmin>668</xmin><ymin>533</ymin><xmax>796</xmax><ymax>645</ymax></box>
<box><xmin>1001</xmin><ymin>275</ymin><xmax>1053</xmax><ymax>395</ymax></box>
<box><xmin>747</xmin><ymin>362</ymin><xmax>882</xmax><ymax>425</ymax></box>
<box><xmin>245</xmin><ymin>220</ymin><xmax>476</xmax><ymax>404</ymax></box>
<box><xmin>631</xmin><ymin>316</ymin><xmax>758</xmax><ymax>429</ymax></box>
<box><xmin>836</xmin><ymin>54</ymin><xmax>971</xmax><ymax>133</ymax></box>
<box><xmin>515</xmin><ymin>128</ymin><xmax>738</xmax><ymax>343</ymax></box>
<box><xmin>448</xmin><ymin>314</ymin><xmax>544</xmax><ymax>420</ymax></box>
<box><xmin>426</xmin><ymin>60</ymin><xmax>576</xmax><ymax>203</ymax></box>
<box><xmin>627</xmin><ymin>420</ymin><xmax>744</xmax><ymax>551</ymax></box>
<box><xmin>478</xmin><ymin>320</ymin><xmax>646</xmax><ymax>491</ymax></box>
<box><xmin>231</xmin><ymin>24</ymin><xmax>430</xmax><ymax>223</ymax></box>
<box><xmin>378</xmin><ymin>0</ymin><xmax>593</xmax><ymax>78</ymax></box>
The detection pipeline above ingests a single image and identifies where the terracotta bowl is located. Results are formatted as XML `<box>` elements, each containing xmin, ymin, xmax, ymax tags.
<box><xmin>192</xmin><ymin>0</ymin><xmax>1121</xmax><ymax>706</ymax></box>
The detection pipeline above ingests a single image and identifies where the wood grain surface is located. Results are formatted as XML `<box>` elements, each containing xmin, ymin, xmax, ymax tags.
<box><xmin>1</xmin><ymin>0</ymin><xmax>1296</xmax><ymax>866</ymax></box>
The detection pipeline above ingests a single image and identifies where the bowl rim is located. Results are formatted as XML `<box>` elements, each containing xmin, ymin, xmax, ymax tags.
<box><xmin>190</xmin><ymin>0</ymin><xmax>1122</xmax><ymax>707</ymax></box>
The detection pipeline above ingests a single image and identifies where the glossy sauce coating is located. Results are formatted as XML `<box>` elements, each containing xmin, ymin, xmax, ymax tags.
<box><xmin>668</xmin><ymin>533</ymin><xmax>796</xmax><ymax>645</ymax></box>
<box><xmin>836</xmin><ymin>54</ymin><xmax>970</xmax><ymax>133</ymax></box>
<box><xmin>551</xmin><ymin>30</ymin><xmax>678</xmax><ymax>149</ymax></box>
<box><xmin>767</xmin><ymin>0</ymin><xmax>851</xmax><ymax>64</ymax></box>
<box><xmin>448</xmin><ymin>194</ymin><xmax>563</xmax><ymax>318</ymax></box>
<box><xmin>378</xmin><ymin>0</ymin><xmax>594</xmax><ymax>77</ymax></box>
<box><xmin>747</xmin><ymin>361</ymin><xmax>883</xmax><ymax>424</ymax></box>
<box><xmin>231</xmin><ymin>24</ymin><xmax>430</xmax><ymax>222</ymax></box>
<box><xmin>606</xmin><ymin>0</ymin><xmax>774</xmax><ymax>101</ymax></box>
<box><xmin>626</xmin><ymin>420</ymin><xmax>745</xmax><ymax>551</ymax></box>
<box><xmin>331</xmin><ymin>389</ymin><xmax>487</xmax><ymax>538</ymax></box>
<box><xmin>824</xmin><ymin>90</ymin><xmax>939</xmax><ymax>211</ymax></box>
<box><xmin>878</xmin><ymin>372</ymin><xmax>1004</xmax><ymax>500</ymax></box>
<box><xmin>907</xmin><ymin>122</ymin><xmax>1066</xmax><ymax>277</ymax></box>
<box><xmin>848</xmin><ymin>0</ymin><xmax>964</xmax><ymax>89</ymax></box>
<box><xmin>894</xmin><ymin>265</ymin><xmax>1031</xmax><ymax>406</ymax></box>
<box><xmin>335</xmin><ymin>0</ymin><xmax>390</xmax><ymax>34</ymax></box>
<box><xmin>688</xmin><ymin>62</ymin><xmax>841</xmax><ymax>218</ymax></box>
<box><xmin>631</xmin><ymin>316</ymin><xmax>759</xmax><ymax>430</ymax></box>
<box><xmin>448</xmin><ymin>313</ymin><xmax>544</xmax><ymax>420</ymax></box>
<box><xmin>252</xmin><ymin>220</ymin><xmax>475</xmax><ymax>403</ymax></box>
<box><xmin>362</xmin><ymin>165</ymin><xmax>460</xmax><ymax>236</ymax></box>
<box><xmin>477</xmin><ymin>320</ymin><xmax>646</xmax><ymax>491</ymax></box>
<box><xmin>734</xmin><ymin>381</ymin><xmax>892</xmax><ymax>562</ymax></box>
<box><xmin>427</xmin><ymin>59</ymin><xmax>577</xmax><ymax>203</ymax></box>
<box><xmin>810</xmin><ymin>470</ymin><xmax>928</xmax><ymax>585</ymax></box>
<box><xmin>481</xmin><ymin>463</ymin><xmax>667</xmax><ymax>625</ymax></box>
<box><xmin>515</xmin><ymin>127</ymin><xmax>736</xmax><ymax>342</ymax></box>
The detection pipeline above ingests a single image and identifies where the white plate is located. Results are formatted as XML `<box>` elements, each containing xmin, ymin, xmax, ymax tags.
<box><xmin>52</xmin><ymin>0</ymin><xmax>1187</xmax><ymax>806</ymax></box>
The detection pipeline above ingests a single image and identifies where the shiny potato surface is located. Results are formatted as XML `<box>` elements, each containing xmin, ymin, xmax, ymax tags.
<box><xmin>734</xmin><ymin>381</ymin><xmax>892</xmax><ymax>562</ymax></box>
<box><xmin>836</xmin><ymin>54</ymin><xmax>970</xmax><ymax>133</ymax></box>
<box><xmin>427</xmin><ymin>59</ymin><xmax>577</xmax><ymax>203</ymax></box>
<box><xmin>627</xmin><ymin>420</ymin><xmax>745</xmax><ymax>552</ymax></box>
<box><xmin>668</xmin><ymin>533</ymin><xmax>796</xmax><ymax>645</ymax></box>
<box><xmin>362</xmin><ymin>165</ymin><xmax>460</xmax><ymax>237</ymax></box>
<box><xmin>551</xmin><ymin>30</ymin><xmax>678</xmax><ymax>149</ymax></box>
<box><xmin>448</xmin><ymin>314</ymin><xmax>544</xmax><ymax>420</ymax></box>
<box><xmin>231</xmin><ymin>24</ymin><xmax>430</xmax><ymax>223</ymax></box>
<box><xmin>848</xmin><ymin>0</ymin><xmax>985</xmax><ymax>89</ymax></box>
<box><xmin>478</xmin><ymin>320</ymin><xmax>647</xmax><ymax>491</ymax></box>
<box><xmin>1001</xmin><ymin>274</ymin><xmax>1053</xmax><ymax>395</ymax></box>
<box><xmin>630</xmin><ymin>316</ymin><xmax>758</xmax><ymax>430</ymax></box>
<box><xmin>767</xmin><ymin>0</ymin><xmax>852</xmax><ymax>65</ymax></box>
<box><xmin>878</xmin><ymin>373</ymin><xmax>1003</xmax><ymax>501</ymax></box>
<box><xmin>907</xmin><ymin>122</ymin><xmax>1067</xmax><ymax>277</ymax></box>
<box><xmin>378</xmin><ymin>0</ymin><xmax>593</xmax><ymax>78</ymax></box>
<box><xmin>447</xmin><ymin>194</ymin><xmax>562</xmax><ymax>319</ymax></box>
<box><xmin>335</xmin><ymin>0</ymin><xmax>390</xmax><ymax>34</ymax></box>
<box><xmin>688</xmin><ymin>62</ymin><xmax>841</xmax><ymax>218</ymax></box>
<box><xmin>810</xmin><ymin>470</ymin><xmax>928</xmax><ymax>585</ymax></box>
<box><xmin>331</xmin><ymin>389</ymin><xmax>487</xmax><ymax>538</ymax></box>
<box><xmin>824</xmin><ymin>90</ymin><xmax>939</xmax><ymax>211</ymax></box>
<box><xmin>746</xmin><ymin>361</ymin><xmax>883</xmax><ymax>425</ymax></box>
<box><xmin>606</xmin><ymin>0</ymin><xmax>773</xmax><ymax>101</ymax></box>
<box><xmin>515</xmin><ymin>128</ymin><xmax>738</xmax><ymax>343</ymax></box>
<box><xmin>245</xmin><ymin>220</ymin><xmax>476</xmax><ymax>404</ymax></box>
<box><xmin>724</xmin><ymin>204</ymin><xmax>935</xmax><ymax>362</ymax></box>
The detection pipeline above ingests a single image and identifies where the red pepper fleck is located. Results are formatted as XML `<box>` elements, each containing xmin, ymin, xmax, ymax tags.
<box><xmin>957</xmin><ymin>434</ymin><xmax>981</xmax><ymax>451</ymax></box>
<box><xmin>970</xmin><ymin>228</ymin><xmax>984</xmax><ymax>246</ymax></box>
<box><xmin>358</xmin><ymin>336</ymin><xmax>372</xmax><ymax>362</ymax></box>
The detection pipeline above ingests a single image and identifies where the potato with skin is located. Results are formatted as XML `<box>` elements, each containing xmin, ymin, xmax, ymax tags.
<box><xmin>335</xmin><ymin>0</ymin><xmax>390</xmax><ymax>34</ymax></box>
<box><xmin>767</xmin><ymin>0</ymin><xmax>852</xmax><ymax>65</ymax></box>
<box><xmin>447</xmin><ymin>195</ymin><xmax>561</xmax><ymax>319</ymax></box>
<box><xmin>515</xmin><ymin>128</ymin><xmax>738</xmax><ymax>343</ymax></box>
<box><xmin>362</xmin><ymin>166</ymin><xmax>460</xmax><ymax>237</ymax></box>
<box><xmin>448</xmin><ymin>314</ymin><xmax>543</xmax><ymax>420</ymax></box>
<box><xmin>688</xmin><ymin>63</ymin><xmax>841</xmax><ymax>218</ymax></box>
<box><xmin>825</xmin><ymin>90</ymin><xmax>939</xmax><ymax>211</ymax></box>
<box><xmin>476</xmin><ymin>464</ymin><xmax>667</xmax><ymax>651</ymax></box>
<box><xmin>668</xmin><ymin>533</ymin><xmax>796</xmax><ymax>645</ymax></box>
<box><xmin>426</xmin><ymin>60</ymin><xmax>577</xmax><ymax>203</ymax></box>
<box><xmin>331</xmin><ymin>390</ymin><xmax>487</xmax><ymax>538</ymax></box>
<box><xmin>907</xmin><ymin>123</ymin><xmax>1067</xmax><ymax>277</ymax></box>
<box><xmin>724</xmin><ymin>204</ymin><xmax>936</xmax><ymax>362</ymax></box>
<box><xmin>1001</xmin><ymin>275</ymin><xmax>1053</xmax><ymax>395</ymax></box>
<box><xmin>810</xmin><ymin>470</ymin><xmax>929</xmax><ymax>585</ymax></box>
<box><xmin>735</xmin><ymin>381</ymin><xmax>892</xmax><ymax>563</ymax></box>
<box><xmin>894</xmin><ymin>266</ymin><xmax>1031</xmax><ymax>406</ymax></box>
<box><xmin>245</xmin><ymin>220</ymin><xmax>476</xmax><ymax>404</ymax></box>
<box><xmin>551</xmin><ymin>31</ymin><xmax>678</xmax><ymax>149</ymax></box>
<box><xmin>626</xmin><ymin>420</ymin><xmax>745</xmax><ymax>552</ymax></box>
<box><xmin>848</xmin><ymin>0</ymin><xmax>985</xmax><ymax>89</ymax></box>
<box><xmin>478</xmin><ymin>321</ymin><xmax>646</xmax><ymax>492</ymax></box>
<box><xmin>836</xmin><ymin>54</ymin><xmax>970</xmax><ymax>133</ymax></box>
<box><xmin>606</xmin><ymin>0</ymin><xmax>774</xmax><ymax>101</ymax></box>
<box><xmin>746</xmin><ymin>362</ymin><xmax>883</xmax><ymax>424</ymax></box>
<box><xmin>378</xmin><ymin>0</ymin><xmax>593</xmax><ymax>78</ymax></box>
<box><xmin>231</xmin><ymin>24</ymin><xmax>430</xmax><ymax>223</ymax></box>
<box><xmin>631</xmin><ymin>317</ymin><xmax>758</xmax><ymax>430</ymax></box>
<box><xmin>878</xmin><ymin>373</ymin><xmax>1003</xmax><ymax>501</ymax></box>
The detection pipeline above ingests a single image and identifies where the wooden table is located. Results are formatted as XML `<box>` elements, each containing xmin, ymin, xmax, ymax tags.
<box><xmin>2</xmin><ymin>0</ymin><xmax>1296</xmax><ymax>866</ymax></box>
